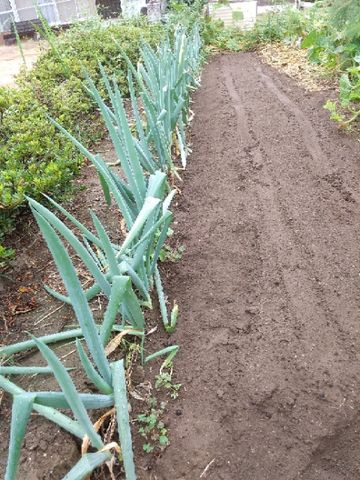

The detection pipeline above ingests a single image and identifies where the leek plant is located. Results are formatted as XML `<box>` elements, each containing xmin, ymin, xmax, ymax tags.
<box><xmin>45</xmin><ymin>66</ymin><xmax>178</xmax><ymax>329</ymax></box>
<box><xmin>0</xmin><ymin>24</ymin><xmax>202</xmax><ymax>480</ymax></box>
<box><xmin>43</xmin><ymin>85</ymin><xmax>179</xmax><ymax>330</ymax></box>
<box><xmin>27</xmin><ymin>168</ymin><xmax>176</xmax><ymax>332</ymax></box>
<box><xmin>0</xmin><ymin>224</ymin><xmax>177</xmax><ymax>479</ymax></box>
<box><xmin>0</xmin><ymin>230</ymin><xmax>138</xmax><ymax>479</ymax></box>
<box><xmin>1</xmin><ymin>353</ymin><xmax>133</xmax><ymax>480</ymax></box>
<box><xmin>123</xmin><ymin>26</ymin><xmax>202</xmax><ymax>171</ymax></box>
<box><xmin>1</xmin><ymin>201</ymin><xmax>144</xmax><ymax>478</ymax></box>
<box><xmin>40</xmin><ymin>26</ymin><xmax>202</xmax><ymax>329</ymax></box>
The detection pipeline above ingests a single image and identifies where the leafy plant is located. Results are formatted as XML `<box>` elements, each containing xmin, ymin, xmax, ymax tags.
<box><xmin>159</xmin><ymin>244</ymin><xmax>185</xmax><ymax>262</ymax></box>
<box><xmin>0</xmin><ymin>251</ymin><xmax>138</xmax><ymax>479</ymax></box>
<box><xmin>123</xmin><ymin>25</ymin><xmax>202</xmax><ymax>172</ymax></box>
<box><xmin>155</xmin><ymin>368</ymin><xmax>182</xmax><ymax>399</ymax></box>
<box><xmin>137</xmin><ymin>397</ymin><xmax>170</xmax><ymax>452</ymax></box>
<box><xmin>300</xmin><ymin>1</ymin><xmax>360</xmax><ymax>127</ymax></box>
<box><xmin>0</xmin><ymin>245</ymin><xmax>15</xmax><ymax>269</ymax></box>
<box><xmin>39</xmin><ymin>26</ymin><xmax>202</xmax><ymax>332</ymax></box>
<box><xmin>241</xmin><ymin>6</ymin><xmax>307</xmax><ymax>50</ymax></box>
<box><xmin>327</xmin><ymin>0</ymin><xmax>360</xmax><ymax>44</ymax></box>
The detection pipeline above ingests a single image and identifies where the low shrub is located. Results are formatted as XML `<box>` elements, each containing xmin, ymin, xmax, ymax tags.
<box><xmin>240</xmin><ymin>6</ymin><xmax>308</xmax><ymax>50</ymax></box>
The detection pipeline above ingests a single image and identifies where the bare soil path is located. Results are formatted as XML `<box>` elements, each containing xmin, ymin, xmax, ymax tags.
<box><xmin>153</xmin><ymin>53</ymin><xmax>360</xmax><ymax>480</ymax></box>
<box><xmin>0</xmin><ymin>39</ymin><xmax>41</xmax><ymax>87</ymax></box>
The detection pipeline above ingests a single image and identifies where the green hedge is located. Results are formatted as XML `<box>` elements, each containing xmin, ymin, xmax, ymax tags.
<box><xmin>0</xmin><ymin>18</ymin><xmax>164</xmax><ymax>265</ymax></box>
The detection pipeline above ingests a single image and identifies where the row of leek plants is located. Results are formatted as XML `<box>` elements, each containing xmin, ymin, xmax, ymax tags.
<box><xmin>0</xmin><ymin>25</ymin><xmax>202</xmax><ymax>480</ymax></box>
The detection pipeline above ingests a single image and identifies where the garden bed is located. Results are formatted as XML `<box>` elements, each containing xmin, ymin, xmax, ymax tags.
<box><xmin>152</xmin><ymin>52</ymin><xmax>360</xmax><ymax>479</ymax></box>
<box><xmin>2</xmin><ymin>37</ymin><xmax>360</xmax><ymax>478</ymax></box>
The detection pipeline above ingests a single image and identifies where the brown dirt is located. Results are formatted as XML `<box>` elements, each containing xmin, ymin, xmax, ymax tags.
<box><xmin>2</xmin><ymin>51</ymin><xmax>360</xmax><ymax>479</ymax></box>
<box><xmin>150</xmin><ymin>53</ymin><xmax>360</xmax><ymax>479</ymax></box>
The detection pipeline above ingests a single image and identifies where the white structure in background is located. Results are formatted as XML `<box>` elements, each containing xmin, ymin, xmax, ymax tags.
<box><xmin>0</xmin><ymin>0</ymin><xmax>98</xmax><ymax>32</ymax></box>
<box><xmin>122</xmin><ymin>0</ymin><xmax>164</xmax><ymax>21</ymax></box>
<box><xmin>208</xmin><ymin>1</ymin><xmax>314</xmax><ymax>29</ymax></box>
<box><xmin>208</xmin><ymin>0</ymin><xmax>257</xmax><ymax>29</ymax></box>
<box><xmin>121</xmin><ymin>0</ymin><xmax>145</xmax><ymax>18</ymax></box>
<box><xmin>147</xmin><ymin>0</ymin><xmax>165</xmax><ymax>22</ymax></box>
<box><xmin>298</xmin><ymin>1</ymin><xmax>314</xmax><ymax>9</ymax></box>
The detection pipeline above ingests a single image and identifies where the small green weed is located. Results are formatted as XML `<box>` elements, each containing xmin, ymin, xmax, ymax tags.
<box><xmin>137</xmin><ymin>397</ymin><xmax>170</xmax><ymax>452</ymax></box>
<box><xmin>0</xmin><ymin>245</ymin><xmax>15</xmax><ymax>269</ymax></box>
<box><xmin>159</xmin><ymin>244</ymin><xmax>185</xmax><ymax>263</ymax></box>
<box><xmin>137</xmin><ymin>364</ymin><xmax>181</xmax><ymax>452</ymax></box>
<box><xmin>155</xmin><ymin>370</ymin><xmax>182</xmax><ymax>400</ymax></box>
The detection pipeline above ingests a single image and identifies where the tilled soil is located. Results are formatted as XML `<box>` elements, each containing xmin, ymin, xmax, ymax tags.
<box><xmin>152</xmin><ymin>53</ymin><xmax>360</xmax><ymax>479</ymax></box>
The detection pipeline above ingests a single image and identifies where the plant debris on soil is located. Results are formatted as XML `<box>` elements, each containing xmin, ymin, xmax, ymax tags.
<box><xmin>2</xmin><ymin>52</ymin><xmax>360</xmax><ymax>479</ymax></box>
<box><xmin>259</xmin><ymin>43</ymin><xmax>336</xmax><ymax>92</ymax></box>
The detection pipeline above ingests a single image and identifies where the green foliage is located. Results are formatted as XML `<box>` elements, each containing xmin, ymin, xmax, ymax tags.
<box><xmin>232</xmin><ymin>10</ymin><xmax>244</xmax><ymax>22</ymax></box>
<box><xmin>204</xmin><ymin>19</ymin><xmax>244</xmax><ymax>52</ymax></box>
<box><xmin>167</xmin><ymin>0</ymin><xmax>206</xmax><ymax>32</ymax></box>
<box><xmin>0</xmin><ymin>18</ymin><xmax>164</xmax><ymax>266</ymax></box>
<box><xmin>328</xmin><ymin>0</ymin><xmax>360</xmax><ymax>43</ymax></box>
<box><xmin>22</xmin><ymin>18</ymin><xmax>165</xmax><ymax>108</ymax></box>
<box><xmin>299</xmin><ymin>3</ymin><xmax>353</xmax><ymax>68</ymax></box>
<box><xmin>155</xmin><ymin>368</ymin><xmax>182</xmax><ymax>399</ymax></box>
<box><xmin>0</xmin><ymin>245</ymin><xmax>15</xmax><ymax>268</ymax></box>
<box><xmin>339</xmin><ymin>66</ymin><xmax>360</xmax><ymax>107</ymax></box>
<box><xmin>300</xmin><ymin>1</ymin><xmax>360</xmax><ymax>127</ymax></box>
<box><xmin>137</xmin><ymin>397</ymin><xmax>170</xmax><ymax>452</ymax></box>
<box><xmin>159</xmin><ymin>244</ymin><xmax>185</xmax><ymax>262</ymax></box>
<box><xmin>167</xmin><ymin>0</ymin><xmax>242</xmax><ymax>52</ymax></box>
<box><xmin>241</xmin><ymin>7</ymin><xmax>307</xmax><ymax>50</ymax></box>
<box><xmin>0</xmin><ymin>86</ymin><xmax>81</xmax><ymax>208</ymax></box>
<box><xmin>183</xmin><ymin>2</ymin><xmax>306</xmax><ymax>53</ymax></box>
